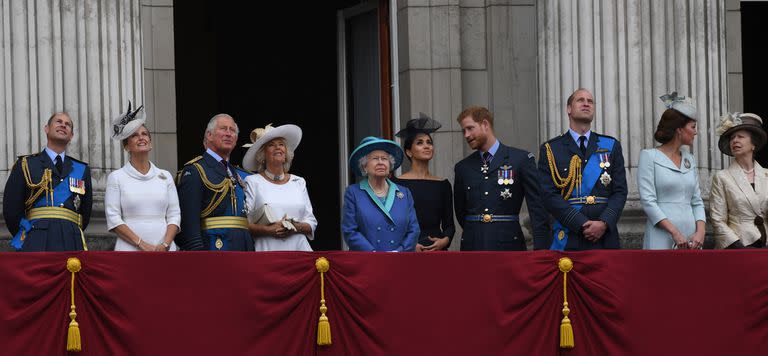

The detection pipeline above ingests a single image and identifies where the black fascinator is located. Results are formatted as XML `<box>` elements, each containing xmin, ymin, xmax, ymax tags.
<box><xmin>395</xmin><ymin>113</ymin><xmax>442</xmax><ymax>139</ymax></box>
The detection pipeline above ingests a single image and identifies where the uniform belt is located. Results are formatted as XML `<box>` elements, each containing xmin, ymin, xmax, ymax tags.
<box><xmin>568</xmin><ymin>196</ymin><xmax>608</xmax><ymax>205</ymax></box>
<box><xmin>465</xmin><ymin>214</ymin><xmax>519</xmax><ymax>223</ymax></box>
<box><xmin>26</xmin><ymin>207</ymin><xmax>82</xmax><ymax>228</ymax></box>
<box><xmin>201</xmin><ymin>216</ymin><xmax>249</xmax><ymax>230</ymax></box>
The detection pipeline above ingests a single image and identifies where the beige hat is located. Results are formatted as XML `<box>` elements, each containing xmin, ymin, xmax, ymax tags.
<box><xmin>716</xmin><ymin>112</ymin><xmax>766</xmax><ymax>156</ymax></box>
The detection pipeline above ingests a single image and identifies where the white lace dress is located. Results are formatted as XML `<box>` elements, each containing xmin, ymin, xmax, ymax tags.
<box><xmin>244</xmin><ymin>174</ymin><xmax>316</xmax><ymax>251</ymax></box>
<box><xmin>105</xmin><ymin>162</ymin><xmax>181</xmax><ymax>251</ymax></box>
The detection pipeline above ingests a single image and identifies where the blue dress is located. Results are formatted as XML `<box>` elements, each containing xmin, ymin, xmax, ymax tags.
<box><xmin>342</xmin><ymin>179</ymin><xmax>420</xmax><ymax>251</ymax></box>
<box><xmin>637</xmin><ymin>148</ymin><xmax>706</xmax><ymax>249</ymax></box>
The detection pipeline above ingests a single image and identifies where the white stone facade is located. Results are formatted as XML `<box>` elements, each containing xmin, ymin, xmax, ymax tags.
<box><xmin>0</xmin><ymin>0</ymin><xmax>745</xmax><ymax>249</ymax></box>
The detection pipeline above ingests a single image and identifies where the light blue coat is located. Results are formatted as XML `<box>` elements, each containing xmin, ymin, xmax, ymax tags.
<box><xmin>342</xmin><ymin>179</ymin><xmax>419</xmax><ymax>252</ymax></box>
<box><xmin>637</xmin><ymin>148</ymin><xmax>706</xmax><ymax>249</ymax></box>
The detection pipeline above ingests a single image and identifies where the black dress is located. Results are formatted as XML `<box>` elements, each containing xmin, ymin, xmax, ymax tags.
<box><xmin>391</xmin><ymin>178</ymin><xmax>455</xmax><ymax>249</ymax></box>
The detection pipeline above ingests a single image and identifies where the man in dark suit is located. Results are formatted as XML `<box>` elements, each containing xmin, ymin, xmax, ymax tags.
<box><xmin>176</xmin><ymin>114</ymin><xmax>253</xmax><ymax>251</ymax></box>
<box><xmin>537</xmin><ymin>88</ymin><xmax>627</xmax><ymax>250</ymax></box>
<box><xmin>453</xmin><ymin>106</ymin><xmax>548</xmax><ymax>251</ymax></box>
<box><xmin>3</xmin><ymin>112</ymin><xmax>92</xmax><ymax>251</ymax></box>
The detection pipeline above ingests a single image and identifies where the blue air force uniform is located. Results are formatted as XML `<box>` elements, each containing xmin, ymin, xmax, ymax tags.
<box><xmin>176</xmin><ymin>150</ymin><xmax>254</xmax><ymax>251</ymax></box>
<box><xmin>454</xmin><ymin>141</ymin><xmax>549</xmax><ymax>251</ymax></box>
<box><xmin>537</xmin><ymin>131</ymin><xmax>627</xmax><ymax>250</ymax></box>
<box><xmin>3</xmin><ymin>149</ymin><xmax>92</xmax><ymax>251</ymax></box>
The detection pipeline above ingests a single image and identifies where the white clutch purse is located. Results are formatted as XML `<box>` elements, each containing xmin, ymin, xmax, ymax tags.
<box><xmin>248</xmin><ymin>203</ymin><xmax>297</xmax><ymax>231</ymax></box>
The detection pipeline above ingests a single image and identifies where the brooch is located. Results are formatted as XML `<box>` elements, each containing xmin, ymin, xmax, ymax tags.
<box><xmin>600</xmin><ymin>171</ymin><xmax>612</xmax><ymax>187</ymax></box>
<box><xmin>684</xmin><ymin>158</ymin><xmax>691</xmax><ymax>169</ymax></box>
<box><xmin>396</xmin><ymin>191</ymin><xmax>404</xmax><ymax>199</ymax></box>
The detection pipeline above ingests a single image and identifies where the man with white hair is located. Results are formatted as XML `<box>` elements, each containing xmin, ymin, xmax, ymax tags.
<box><xmin>176</xmin><ymin>114</ymin><xmax>254</xmax><ymax>251</ymax></box>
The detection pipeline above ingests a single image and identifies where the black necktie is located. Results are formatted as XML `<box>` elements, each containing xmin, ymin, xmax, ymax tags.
<box><xmin>221</xmin><ymin>160</ymin><xmax>233</xmax><ymax>178</ymax></box>
<box><xmin>578</xmin><ymin>136</ymin><xmax>587</xmax><ymax>157</ymax></box>
<box><xmin>55</xmin><ymin>155</ymin><xmax>63</xmax><ymax>175</ymax></box>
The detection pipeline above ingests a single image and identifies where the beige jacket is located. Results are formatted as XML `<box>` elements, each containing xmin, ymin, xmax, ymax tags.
<box><xmin>709</xmin><ymin>162</ymin><xmax>768</xmax><ymax>248</ymax></box>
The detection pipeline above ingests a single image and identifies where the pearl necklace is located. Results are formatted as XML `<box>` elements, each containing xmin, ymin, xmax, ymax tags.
<box><xmin>372</xmin><ymin>183</ymin><xmax>389</xmax><ymax>197</ymax></box>
<box><xmin>738</xmin><ymin>162</ymin><xmax>755</xmax><ymax>175</ymax></box>
<box><xmin>263</xmin><ymin>170</ymin><xmax>285</xmax><ymax>182</ymax></box>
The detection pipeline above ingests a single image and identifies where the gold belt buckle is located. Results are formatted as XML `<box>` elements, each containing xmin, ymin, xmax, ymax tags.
<box><xmin>482</xmin><ymin>214</ymin><xmax>492</xmax><ymax>223</ymax></box>
<box><xmin>585</xmin><ymin>196</ymin><xmax>596</xmax><ymax>205</ymax></box>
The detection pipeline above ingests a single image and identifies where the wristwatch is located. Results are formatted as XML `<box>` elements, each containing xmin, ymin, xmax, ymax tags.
<box><xmin>161</xmin><ymin>241</ymin><xmax>170</xmax><ymax>250</ymax></box>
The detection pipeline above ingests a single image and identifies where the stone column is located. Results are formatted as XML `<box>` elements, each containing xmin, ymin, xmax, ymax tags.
<box><xmin>538</xmin><ymin>0</ymin><xmax>730</xmax><ymax>246</ymax></box>
<box><xmin>397</xmin><ymin>0</ymin><xmax>540</xmax><ymax>249</ymax></box>
<box><xmin>0</xmin><ymin>0</ymin><xmax>144</xmax><ymax>241</ymax></box>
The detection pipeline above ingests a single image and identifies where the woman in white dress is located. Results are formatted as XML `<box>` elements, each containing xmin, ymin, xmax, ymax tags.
<box><xmin>105</xmin><ymin>103</ymin><xmax>181</xmax><ymax>251</ymax></box>
<box><xmin>242</xmin><ymin>124</ymin><xmax>316</xmax><ymax>251</ymax></box>
<box><xmin>638</xmin><ymin>93</ymin><xmax>706</xmax><ymax>250</ymax></box>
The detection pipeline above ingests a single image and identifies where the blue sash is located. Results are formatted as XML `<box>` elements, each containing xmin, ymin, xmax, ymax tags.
<box><xmin>11</xmin><ymin>160</ymin><xmax>87</xmax><ymax>251</ymax></box>
<box><xmin>205</xmin><ymin>169</ymin><xmax>250</xmax><ymax>251</ymax></box>
<box><xmin>550</xmin><ymin>137</ymin><xmax>615</xmax><ymax>250</ymax></box>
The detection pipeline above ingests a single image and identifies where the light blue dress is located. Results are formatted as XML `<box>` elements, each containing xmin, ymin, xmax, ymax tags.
<box><xmin>637</xmin><ymin>148</ymin><xmax>706</xmax><ymax>249</ymax></box>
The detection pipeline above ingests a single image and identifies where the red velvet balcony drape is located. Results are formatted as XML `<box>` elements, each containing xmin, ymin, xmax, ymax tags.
<box><xmin>1</xmin><ymin>250</ymin><xmax>767</xmax><ymax>355</ymax></box>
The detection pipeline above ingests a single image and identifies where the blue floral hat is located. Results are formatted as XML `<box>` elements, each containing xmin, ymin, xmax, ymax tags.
<box><xmin>660</xmin><ymin>92</ymin><xmax>697</xmax><ymax>120</ymax></box>
<box><xmin>348</xmin><ymin>136</ymin><xmax>404</xmax><ymax>176</ymax></box>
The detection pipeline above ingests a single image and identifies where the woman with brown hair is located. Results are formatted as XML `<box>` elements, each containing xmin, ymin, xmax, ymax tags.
<box><xmin>710</xmin><ymin>112</ymin><xmax>768</xmax><ymax>248</ymax></box>
<box><xmin>392</xmin><ymin>114</ymin><xmax>455</xmax><ymax>251</ymax></box>
<box><xmin>637</xmin><ymin>93</ymin><xmax>706</xmax><ymax>249</ymax></box>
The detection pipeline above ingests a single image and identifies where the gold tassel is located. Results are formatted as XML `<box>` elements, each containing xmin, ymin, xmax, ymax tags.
<box><xmin>558</xmin><ymin>257</ymin><xmax>574</xmax><ymax>349</ymax></box>
<box><xmin>66</xmin><ymin>257</ymin><xmax>82</xmax><ymax>352</ymax></box>
<box><xmin>315</xmin><ymin>257</ymin><xmax>332</xmax><ymax>346</ymax></box>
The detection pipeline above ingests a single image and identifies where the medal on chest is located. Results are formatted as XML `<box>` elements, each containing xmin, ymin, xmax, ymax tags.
<box><xmin>599</xmin><ymin>153</ymin><xmax>612</xmax><ymax>186</ymax></box>
<box><xmin>500</xmin><ymin>188</ymin><xmax>512</xmax><ymax>200</ymax></box>
<box><xmin>497</xmin><ymin>165</ymin><xmax>514</xmax><ymax>185</ymax></box>
<box><xmin>215</xmin><ymin>238</ymin><xmax>223</xmax><ymax>250</ymax></box>
<box><xmin>69</xmin><ymin>177</ymin><xmax>86</xmax><ymax>195</ymax></box>
<box><xmin>73</xmin><ymin>195</ymin><xmax>81</xmax><ymax>211</ymax></box>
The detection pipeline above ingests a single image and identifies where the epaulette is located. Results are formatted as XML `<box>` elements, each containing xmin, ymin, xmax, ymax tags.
<box><xmin>67</xmin><ymin>156</ymin><xmax>88</xmax><ymax>165</ymax></box>
<box><xmin>544</xmin><ymin>132</ymin><xmax>570</xmax><ymax>145</ymax></box>
<box><xmin>183</xmin><ymin>156</ymin><xmax>203</xmax><ymax>166</ymax></box>
<box><xmin>594</xmin><ymin>132</ymin><xmax>618</xmax><ymax>140</ymax></box>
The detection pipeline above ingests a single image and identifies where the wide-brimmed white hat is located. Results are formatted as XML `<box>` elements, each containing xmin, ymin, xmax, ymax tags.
<box><xmin>242</xmin><ymin>124</ymin><xmax>302</xmax><ymax>172</ymax></box>
<box><xmin>111</xmin><ymin>101</ymin><xmax>146</xmax><ymax>141</ymax></box>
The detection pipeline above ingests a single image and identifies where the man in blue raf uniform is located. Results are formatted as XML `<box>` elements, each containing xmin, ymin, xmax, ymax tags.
<box><xmin>537</xmin><ymin>88</ymin><xmax>628</xmax><ymax>250</ymax></box>
<box><xmin>176</xmin><ymin>114</ymin><xmax>254</xmax><ymax>251</ymax></box>
<box><xmin>3</xmin><ymin>112</ymin><xmax>92</xmax><ymax>251</ymax></box>
<box><xmin>454</xmin><ymin>106</ymin><xmax>548</xmax><ymax>251</ymax></box>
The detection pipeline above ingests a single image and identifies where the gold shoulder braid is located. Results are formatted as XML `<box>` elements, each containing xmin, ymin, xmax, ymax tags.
<box><xmin>176</xmin><ymin>156</ymin><xmax>204</xmax><ymax>184</ymax></box>
<box><xmin>20</xmin><ymin>156</ymin><xmax>54</xmax><ymax>208</ymax></box>
<box><xmin>544</xmin><ymin>143</ymin><xmax>582</xmax><ymax>199</ymax></box>
<box><xmin>191</xmin><ymin>163</ymin><xmax>237</xmax><ymax>218</ymax></box>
